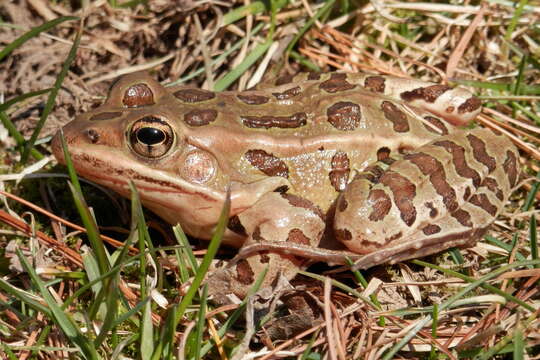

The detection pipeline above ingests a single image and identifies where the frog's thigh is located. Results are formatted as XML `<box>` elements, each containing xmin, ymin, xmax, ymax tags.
<box><xmin>334</xmin><ymin>128</ymin><xmax>518</xmax><ymax>267</ymax></box>
<box><xmin>208</xmin><ymin>192</ymin><xmax>325</xmax><ymax>299</ymax></box>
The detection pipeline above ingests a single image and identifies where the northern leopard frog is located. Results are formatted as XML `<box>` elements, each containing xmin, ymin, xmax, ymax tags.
<box><xmin>52</xmin><ymin>72</ymin><xmax>519</xmax><ymax>298</ymax></box>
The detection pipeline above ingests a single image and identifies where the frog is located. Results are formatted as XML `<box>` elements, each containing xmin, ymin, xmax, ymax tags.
<box><xmin>51</xmin><ymin>71</ymin><xmax>520</xmax><ymax>299</ymax></box>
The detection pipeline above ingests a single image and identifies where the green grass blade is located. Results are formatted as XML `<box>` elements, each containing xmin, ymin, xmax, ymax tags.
<box><xmin>67</xmin><ymin>182</ymin><xmax>109</xmax><ymax>275</ymax></box>
<box><xmin>174</xmin><ymin>190</ymin><xmax>229</xmax><ymax>319</ymax></box>
<box><xmin>21</xmin><ymin>20</ymin><xmax>82</xmax><ymax>163</ymax></box>
<box><xmin>0</xmin><ymin>16</ymin><xmax>77</xmax><ymax>62</ymax></box>
<box><xmin>222</xmin><ymin>2</ymin><xmax>266</xmax><ymax>25</ymax></box>
<box><xmin>522</xmin><ymin>170</ymin><xmax>540</xmax><ymax>211</ymax></box>
<box><xmin>193</xmin><ymin>284</ymin><xmax>207</xmax><ymax>360</ymax></box>
<box><xmin>530</xmin><ymin>215</ymin><xmax>538</xmax><ymax>268</ymax></box>
<box><xmin>0</xmin><ymin>111</ymin><xmax>43</xmax><ymax>160</ymax></box>
<box><xmin>16</xmin><ymin>248</ymin><xmax>99</xmax><ymax>360</ymax></box>
<box><xmin>285</xmin><ymin>0</ymin><xmax>336</xmax><ymax>55</ymax></box>
<box><xmin>168</xmin><ymin>23</ymin><xmax>264</xmax><ymax>87</ymax></box>
<box><xmin>173</xmin><ymin>224</ymin><xmax>198</xmax><ymax>273</ymax></box>
<box><xmin>484</xmin><ymin>235</ymin><xmax>527</xmax><ymax>262</ymax></box>
<box><xmin>57</xmin><ymin>129</ymin><xmax>83</xmax><ymax>195</ymax></box>
<box><xmin>513</xmin><ymin>322</ymin><xmax>524</xmax><ymax>360</ymax></box>
<box><xmin>128</xmin><ymin>181</ymin><xmax>155</xmax><ymax>359</ymax></box>
<box><xmin>213</xmin><ymin>39</ymin><xmax>273</xmax><ymax>91</ymax></box>
<box><xmin>0</xmin><ymin>88</ymin><xmax>51</xmax><ymax>113</ymax></box>
<box><xmin>505</xmin><ymin>0</ymin><xmax>528</xmax><ymax>41</ymax></box>
<box><xmin>151</xmin><ymin>190</ymin><xmax>230</xmax><ymax>360</ymax></box>
<box><xmin>0</xmin><ymin>278</ymin><xmax>51</xmax><ymax>316</ymax></box>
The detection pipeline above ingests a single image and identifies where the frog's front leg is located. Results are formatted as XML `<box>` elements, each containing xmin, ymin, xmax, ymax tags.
<box><xmin>334</xmin><ymin>127</ymin><xmax>520</xmax><ymax>269</ymax></box>
<box><xmin>206</xmin><ymin>192</ymin><xmax>325</xmax><ymax>301</ymax></box>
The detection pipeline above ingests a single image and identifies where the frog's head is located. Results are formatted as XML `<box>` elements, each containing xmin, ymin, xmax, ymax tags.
<box><xmin>51</xmin><ymin>72</ymin><xmax>229</xmax><ymax>233</ymax></box>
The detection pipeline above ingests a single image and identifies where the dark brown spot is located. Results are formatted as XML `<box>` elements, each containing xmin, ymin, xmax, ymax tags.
<box><xmin>425</xmin><ymin>202</ymin><xmax>438</xmax><ymax>218</ymax></box>
<box><xmin>357</xmin><ymin>165</ymin><xmax>385</xmax><ymax>184</ymax></box>
<box><xmin>252</xmin><ymin>225</ymin><xmax>263</xmax><ymax>241</ymax></box>
<box><xmin>451</xmin><ymin>209</ymin><xmax>472</xmax><ymax>227</ymax></box>
<box><xmin>364</xmin><ymin>76</ymin><xmax>385</xmax><ymax>93</ymax></box>
<box><xmin>338</xmin><ymin>196</ymin><xmax>348</xmax><ymax>212</ymax></box>
<box><xmin>377</xmin><ymin>147</ymin><xmax>391</xmax><ymax>161</ymax></box>
<box><xmin>469</xmin><ymin>194</ymin><xmax>498</xmax><ymax>216</ymax></box>
<box><xmin>237</xmin><ymin>94</ymin><xmax>269</xmax><ymax>105</ymax></box>
<box><xmin>329</xmin><ymin>151</ymin><xmax>350</xmax><ymax>191</ymax></box>
<box><xmin>400</xmin><ymin>85</ymin><xmax>451</xmax><ymax>103</ymax></box>
<box><xmin>405</xmin><ymin>153</ymin><xmax>458</xmax><ymax>212</ymax></box>
<box><xmin>242</xmin><ymin>112</ymin><xmax>307</xmax><ymax>129</ymax></box>
<box><xmin>245</xmin><ymin>149</ymin><xmax>289</xmax><ymax>178</ymax></box>
<box><xmin>274</xmin><ymin>185</ymin><xmax>289</xmax><ymax>193</ymax></box>
<box><xmin>235</xmin><ymin>259</ymin><xmax>255</xmax><ymax>285</ymax></box>
<box><xmin>367</xmin><ymin>189</ymin><xmax>392</xmax><ymax>221</ymax></box>
<box><xmin>275</xmin><ymin>73</ymin><xmax>295</xmax><ymax>86</ymax></box>
<box><xmin>381</xmin><ymin>101</ymin><xmax>409</xmax><ymax>132</ymax></box>
<box><xmin>280</xmin><ymin>193</ymin><xmax>324</xmax><ymax>220</ymax></box>
<box><xmin>423</xmin><ymin>116</ymin><xmax>449</xmax><ymax>135</ymax></box>
<box><xmin>503</xmin><ymin>150</ymin><xmax>518</xmax><ymax>187</ymax></box>
<box><xmin>85</xmin><ymin>129</ymin><xmax>100</xmax><ymax>144</ymax></box>
<box><xmin>379</xmin><ymin>171</ymin><xmax>417</xmax><ymax>226</ymax></box>
<box><xmin>446</xmin><ymin>106</ymin><xmax>455</xmax><ymax>113</ymax></box>
<box><xmin>308</xmin><ymin>72</ymin><xmax>321</xmax><ymax>80</ymax></box>
<box><xmin>228</xmin><ymin>215</ymin><xmax>247</xmax><ymax>236</ymax></box>
<box><xmin>174</xmin><ymin>88</ymin><xmax>215</xmax><ymax>103</ymax></box>
<box><xmin>288</xmin><ymin>228</ymin><xmax>310</xmax><ymax>245</ymax></box>
<box><xmin>272</xmin><ymin>86</ymin><xmax>301</xmax><ymax>100</ymax></box>
<box><xmin>483</xmin><ymin>177</ymin><xmax>504</xmax><ymax>201</ymax></box>
<box><xmin>319</xmin><ymin>73</ymin><xmax>355</xmax><ymax>93</ymax></box>
<box><xmin>123</xmin><ymin>83</ymin><xmax>155</xmax><ymax>107</ymax></box>
<box><xmin>327</xmin><ymin>101</ymin><xmax>361</xmax><ymax>130</ymax></box>
<box><xmin>433</xmin><ymin>140</ymin><xmax>481</xmax><ymax>187</ymax></box>
<box><xmin>385</xmin><ymin>232</ymin><xmax>403</xmax><ymax>242</ymax></box>
<box><xmin>463</xmin><ymin>187</ymin><xmax>471</xmax><ymax>200</ymax></box>
<box><xmin>260</xmin><ymin>253</ymin><xmax>270</xmax><ymax>263</ymax></box>
<box><xmin>467</xmin><ymin>134</ymin><xmax>496</xmax><ymax>173</ymax></box>
<box><xmin>458</xmin><ymin>96</ymin><xmax>482</xmax><ymax>114</ymax></box>
<box><xmin>184</xmin><ymin>109</ymin><xmax>218</xmax><ymax>126</ymax></box>
<box><xmin>398</xmin><ymin>144</ymin><xmax>415</xmax><ymax>154</ymax></box>
<box><xmin>422</xmin><ymin>224</ymin><xmax>441</xmax><ymax>235</ymax></box>
<box><xmin>90</xmin><ymin>112</ymin><xmax>123</xmax><ymax>121</ymax></box>
<box><xmin>335</xmin><ymin>228</ymin><xmax>352</xmax><ymax>242</ymax></box>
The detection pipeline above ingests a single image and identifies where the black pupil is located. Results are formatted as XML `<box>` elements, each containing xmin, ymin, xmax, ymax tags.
<box><xmin>137</xmin><ymin>127</ymin><xmax>165</xmax><ymax>145</ymax></box>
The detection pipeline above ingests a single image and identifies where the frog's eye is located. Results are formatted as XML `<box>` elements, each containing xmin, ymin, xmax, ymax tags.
<box><xmin>129</xmin><ymin>116</ymin><xmax>174</xmax><ymax>158</ymax></box>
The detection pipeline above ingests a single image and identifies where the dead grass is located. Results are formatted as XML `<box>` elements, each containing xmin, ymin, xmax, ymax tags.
<box><xmin>0</xmin><ymin>0</ymin><xmax>539</xmax><ymax>359</ymax></box>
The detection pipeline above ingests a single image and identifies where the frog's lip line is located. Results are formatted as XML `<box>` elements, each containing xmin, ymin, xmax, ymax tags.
<box><xmin>67</xmin><ymin>145</ymin><xmax>225</xmax><ymax>200</ymax></box>
<box><xmin>74</xmin><ymin>165</ymin><xmax>221</xmax><ymax>202</ymax></box>
<box><xmin>73</xmin><ymin>167</ymin><xmax>225</xmax><ymax>214</ymax></box>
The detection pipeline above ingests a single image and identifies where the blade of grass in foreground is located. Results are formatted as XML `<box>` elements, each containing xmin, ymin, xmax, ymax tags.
<box><xmin>0</xmin><ymin>111</ymin><xmax>43</xmax><ymax>160</ymax></box>
<box><xmin>151</xmin><ymin>190</ymin><xmax>230</xmax><ymax>360</ymax></box>
<box><xmin>21</xmin><ymin>19</ymin><xmax>82</xmax><ymax>163</ymax></box>
<box><xmin>128</xmin><ymin>181</ymin><xmax>154</xmax><ymax>359</ymax></box>
<box><xmin>0</xmin><ymin>16</ymin><xmax>77</xmax><ymax>61</ymax></box>
<box><xmin>16</xmin><ymin>248</ymin><xmax>99</xmax><ymax>360</ymax></box>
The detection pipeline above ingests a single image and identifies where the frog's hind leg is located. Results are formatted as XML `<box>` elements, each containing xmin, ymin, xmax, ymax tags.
<box><xmin>206</xmin><ymin>192</ymin><xmax>325</xmax><ymax>302</ymax></box>
<box><xmin>334</xmin><ymin>127</ymin><xmax>519</xmax><ymax>269</ymax></box>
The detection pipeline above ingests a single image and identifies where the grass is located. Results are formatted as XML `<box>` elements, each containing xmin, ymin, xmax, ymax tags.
<box><xmin>0</xmin><ymin>0</ymin><xmax>539</xmax><ymax>359</ymax></box>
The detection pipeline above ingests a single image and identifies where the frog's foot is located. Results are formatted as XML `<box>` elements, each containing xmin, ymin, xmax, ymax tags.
<box><xmin>206</xmin><ymin>192</ymin><xmax>325</xmax><ymax>302</ymax></box>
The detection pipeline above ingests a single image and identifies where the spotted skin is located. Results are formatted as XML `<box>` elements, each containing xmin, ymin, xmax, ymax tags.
<box><xmin>52</xmin><ymin>71</ymin><xmax>520</xmax><ymax>301</ymax></box>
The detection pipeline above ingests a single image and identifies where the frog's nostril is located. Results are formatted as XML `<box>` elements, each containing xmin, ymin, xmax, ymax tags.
<box><xmin>85</xmin><ymin>129</ymin><xmax>100</xmax><ymax>144</ymax></box>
